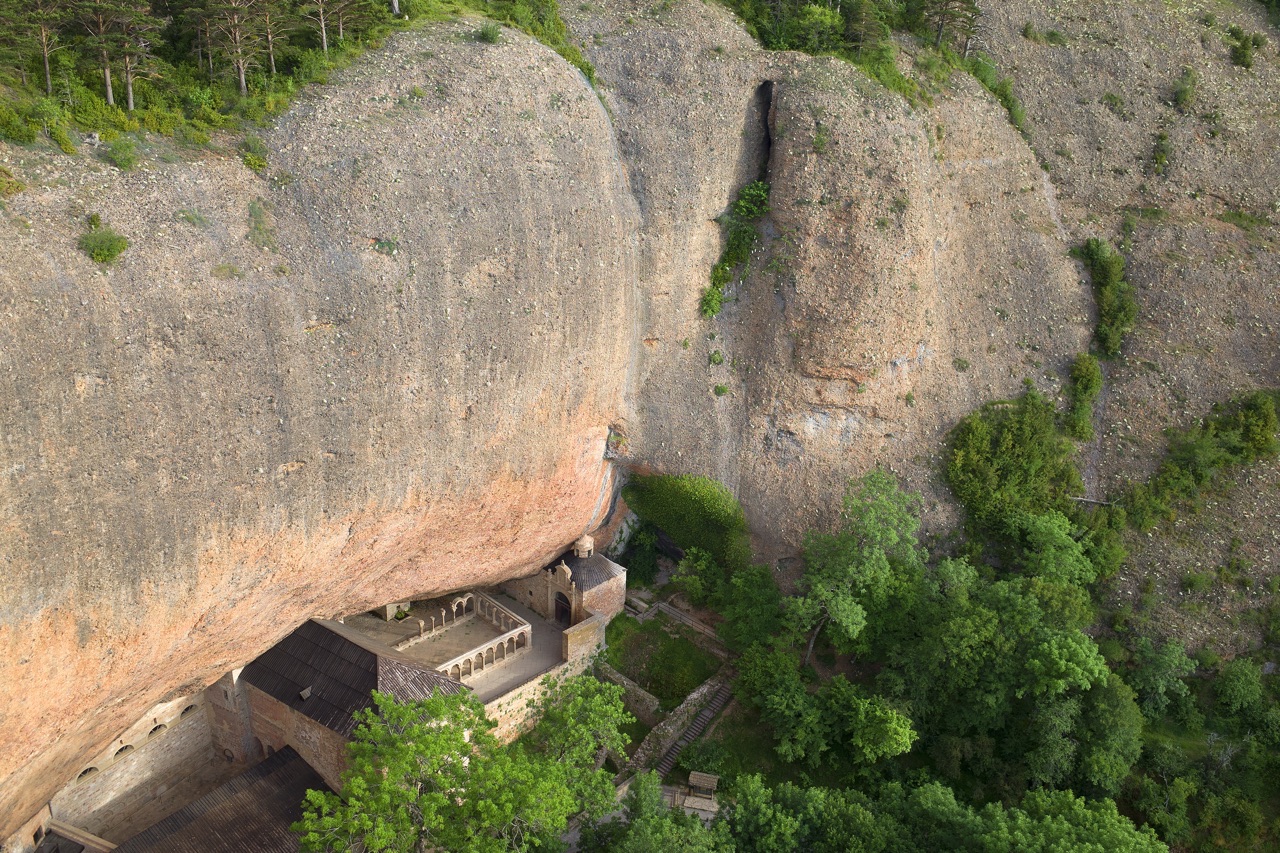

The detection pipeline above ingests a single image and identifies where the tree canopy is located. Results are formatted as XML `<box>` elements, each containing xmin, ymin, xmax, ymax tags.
<box><xmin>294</xmin><ymin>675</ymin><xmax>631</xmax><ymax>853</ymax></box>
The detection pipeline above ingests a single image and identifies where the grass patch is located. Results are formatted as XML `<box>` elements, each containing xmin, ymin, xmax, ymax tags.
<box><xmin>604</xmin><ymin>614</ymin><xmax>720</xmax><ymax>712</ymax></box>
<box><xmin>1151</xmin><ymin>132</ymin><xmax>1172</xmax><ymax>177</ymax></box>
<box><xmin>176</xmin><ymin>209</ymin><xmax>209</xmax><ymax>227</ymax></box>
<box><xmin>967</xmin><ymin>54</ymin><xmax>1026</xmax><ymax>135</ymax></box>
<box><xmin>1219</xmin><ymin>209</ymin><xmax>1271</xmax><ymax>233</ymax></box>
<box><xmin>247</xmin><ymin>198</ymin><xmax>276</xmax><ymax>251</ymax></box>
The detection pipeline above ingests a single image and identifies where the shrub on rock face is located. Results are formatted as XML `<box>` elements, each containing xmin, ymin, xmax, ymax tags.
<box><xmin>79</xmin><ymin>217</ymin><xmax>128</xmax><ymax>264</ymax></box>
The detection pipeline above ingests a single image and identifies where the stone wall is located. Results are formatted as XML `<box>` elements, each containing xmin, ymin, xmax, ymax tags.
<box><xmin>501</xmin><ymin>573</ymin><xmax>552</xmax><ymax>623</ymax></box>
<box><xmin>562</xmin><ymin>610</ymin><xmax>607</xmax><ymax>663</ymax></box>
<box><xmin>482</xmin><ymin>652</ymin><xmax>595</xmax><ymax>744</ymax></box>
<box><xmin>47</xmin><ymin>705</ymin><xmax>219</xmax><ymax>841</ymax></box>
<box><xmin>244</xmin><ymin>684</ymin><xmax>348</xmax><ymax>792</ymax></box>
<box><xmin>582</xmin><ymin>573</ymin><xmax>626</xmax><ymax>623</ymax></box>
<box><xmin>205</xmin><ymin>669</ymin><xmax>257</xmax><ymax>764</ymax></box>
<box><xmin>596</xmin><ymin>661</ymin><xmax>662</xmax><ymax>727</ymax></box>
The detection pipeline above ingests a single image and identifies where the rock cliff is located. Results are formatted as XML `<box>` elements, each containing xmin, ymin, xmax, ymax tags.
<box><xmin>2</xmin><ymin>0</ymin><xmax>1278</xmax><ymax>838</ymax></box>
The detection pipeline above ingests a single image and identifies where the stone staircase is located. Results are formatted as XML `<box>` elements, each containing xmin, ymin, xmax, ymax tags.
<box><xmin>654</xmin><ymin>681</ymin><xmax>734</xmax><ymax>777</ymax></box>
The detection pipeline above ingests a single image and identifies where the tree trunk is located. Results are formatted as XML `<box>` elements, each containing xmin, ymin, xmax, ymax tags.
<box><xmin>391</xmin><ymin>0</ymin><xmax>400</xmax><ymax>14</ymax></box>
<box><xmin>319</xmin><ymin>8</ymin><xmax>329</xmax><ymax>56</ymax></box>
<box><xmin>802</xmin><ymin>615</ymin><xmax>828</xmax><ymax>668</ymax></box>
<box><xmin>101</xmin><ymin>50</ymin><xmax>114</xmax><ymax>106</ymax></box>
<box><xmin>266</xmin><ymin>30</ymin><xmax>277</xmax><ymax>75</ymax></box>
<box><xmin>124</xmin><ymin>60</ymin><xmax>135</xmax><ymax>111</ymax></box>
<box><xmin>42</xmin><ymin>46</ymin><xmax>52</xmax><ymax>96</ymax></box>
<box><xmin>935</xmin><ymin>16</ymin><xmax>947</xmax><ymax>49</ymax></box>
<box><xmin>237</xmin><ymin>60</ymin><xmax>247</xmax><ymax>96</ymax></box>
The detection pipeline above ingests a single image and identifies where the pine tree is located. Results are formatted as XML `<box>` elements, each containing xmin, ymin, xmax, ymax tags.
<box><xmin>209</xmin><ymin>0</ymin><xmax>261</xmax><ymax>96</ymax></box>
<box><xmin>298</xmin><ymin>0</ymin><xmax>334</xmax><ymax>56</ymax></box>
<box><xmin>119</xmin><ymin>1</ymin><xmax>160</xmax><ymax>111</ymax></box>
<box><xmin>31</xmin><ymin>0</ymin><xmax>71</xmax><ymax>96</ymax></box>
<box><xmin>259</xmin><ymin>0</ymin><xmax>291</xmax><ymax>76</ymax></box>
<box><xmin>75</xmin><ymin>0</ymin><xmax>129</xmax><ymax>106</ymax></box>
<box><xmin>843</xmin><ymin>0</ymin><xmax>890</xmax><ymax>61</ymax></box>
<box><xmin>926</xmin><ymin>0</ymin><xmax>979</xmax><ymax>50</ymax></box>
<box><xmin>0</xmin><ymin>0</ymin><xmax>30</xmax><ymax>87</ymax></box>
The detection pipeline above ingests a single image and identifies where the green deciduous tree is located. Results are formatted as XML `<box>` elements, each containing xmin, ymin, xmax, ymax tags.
<box><xmin>295</xmin><ymin>675</ymin><xmax>631</xmax><ymax>853</ymax></box>
<box><xmin>1216</xmin><ymin>658</ymin><xmax>1263</xmax><ymax>715</ymax></box>
<box><xmin>1127</xmin><ymin>637</ymin><xmax>1194</xmax><ymax>720</ymax></box>
<box><xmin>795</xmin><ymin>469</ymin><xmax>925</xmax><ymax>664</ymax></box>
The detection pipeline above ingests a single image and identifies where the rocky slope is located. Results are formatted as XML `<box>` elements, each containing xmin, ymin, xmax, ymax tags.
<box><xmin>1</xmin><ymin>0</ymin><xmax>1278</xmax><ymax>839</ymax></box>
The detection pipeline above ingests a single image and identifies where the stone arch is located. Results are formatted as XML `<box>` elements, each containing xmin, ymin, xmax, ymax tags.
<box><xmin>495</xmin><ymin>643</ymin><xmax>505</xmax><ymax>661</ymax></box>
<box><xmin>452</xmin><ymin>598</ymin><xmax>466</xmax><ymax>619</ymax></box>
<box><xmin>114</xmin><ymin>745</ymin><xmax>134</xmax><ymax>759</ymax></box>
<box><xmin>450</xmin><ymin>665</ymin><xmax>461</xmax><ymax>680</ymax></box>
<box><xmin>474</xmin><ymin>653</ymin><xmax>484</xmax><ymax>672</ymax></box>
<box><xmin>516</xmin><ymin>632</ymin><xmax>527</xmax><ymax>648</ymax></box>
<box><xmin>253</xmin><ymin>737</ymin><xmax>265</xmax><ymax>758</ymax></box>
<box><xmin>180</xmin><ymin>704</ymin><xmax>198</xmax><ymax>718</ymax></box>
<box><xmin>463</xmin><ymin>594</ymin><xmax>475</xmax><ymax>614</ymax></box>
<box><xmin>78</xmin><ymin>767</ymin><xmax>98</xmax><ymax>781</ymax></box>
<box><xmin>462</xmin><ymin>660</ymin><xmax>472</xmax><ymax>677</ymax></box>
<box><xmin>148</xmin><ymin>724</ymin><xmax>167</xmax><ymax>738</ymax></box>
<box><xmin>507</xmin><ymin>637</ymin><xmax>516</xmax><ymax>655</ymax></box>
<box><xmin>485</xmin><ymin>648</ymin><xmax>494</xmax><ymax>665</ymax></box>
<box><xmin>554</xmin><ymin>591</ymin><xmax>572</xmax><ymax>626</ymax></box>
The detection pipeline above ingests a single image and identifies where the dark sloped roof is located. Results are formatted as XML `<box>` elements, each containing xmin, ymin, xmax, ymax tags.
<box><xmin>114</xmin><ymin>746</ymin><xmax>326</xmax><ymax>853</ymax></box>
<box><xmin>241</xmin><ymin>619</ymin><xmax>465</xmax><ymax>737</ymax></box>
<box><xmin>563</xmin><ymin>552</ymin><xmax>626</xmax><ymax>592</ymax></box>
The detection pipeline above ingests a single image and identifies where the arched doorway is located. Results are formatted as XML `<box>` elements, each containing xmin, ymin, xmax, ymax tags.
<box><xmin>554</xmin><ymin>592</ymin><xmax>572</xmax><ymax>627</ymax></box>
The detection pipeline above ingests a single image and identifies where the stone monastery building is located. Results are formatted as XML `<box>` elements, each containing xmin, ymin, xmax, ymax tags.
<box><xmin>27</xmin><ymin>539</ymin><xmax>625</xmax><ymax>853</ymax></box>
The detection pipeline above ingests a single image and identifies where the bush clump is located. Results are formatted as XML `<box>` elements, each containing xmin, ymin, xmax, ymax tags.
<box><xmin>701</xmin><ymin>181</ymin><xmax>770</xmax><ymax>318</ymax></box>
<box><xmin>945</xmin><ymin>388</ymin><xmax>1082</xmax><ymax>536</ymax></box>
<box><xmin>1172</xmin><ymin>67</ymin><xmax>1198</xmax><ymax>113</ymax></box>
<box><xmin>623</xmin><ymin>473</ymin><xmax>750</xmax><ymax>571</ymax></box>
<box><xmin>105</xmin><ymin>138</ymin><xmax>137</xmax><ymax>170</ymax></box>
<box><xmin>78</xmin><ymin>217</ymin><xmax>129</xmax><ymax>264</ymax></box>
<box><xmin>1063</xmin><ymin>353</ymin><xmax>1103</xmax><ymax>440</ymax></box>
<box><xmin>1075</xmin><ymin>237</ymin><xmax>1137</xmax><ymax>358</ymax></box>
<box><xmin>0</xmin><ymin>166</ymin><xmax>24</xmax><ymax>197</ymax></box>
<box><xmin>1123</xmin><ymin>391</ymin><xmax>1280</xmax><ymax>530</ymax></box>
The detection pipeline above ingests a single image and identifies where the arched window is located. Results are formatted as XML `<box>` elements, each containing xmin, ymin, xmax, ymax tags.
<box><xmin>148</xmin><ymin>724</ymin><xmax>167</xmax><ymax>738</ymax></box>
<box><xmin>180</xmin><ymin>704</ymin><xmax>198</xmax><ymax>718</ymax></box>
<box><xmin>78</xmin><ymin>767</ymin><xmax>99</xmax><ymax>780</ymax></box>
<box><xmin>115</xmin><ymin>745</ymin><xmax>134</xmax><ymax>759</ymax></box>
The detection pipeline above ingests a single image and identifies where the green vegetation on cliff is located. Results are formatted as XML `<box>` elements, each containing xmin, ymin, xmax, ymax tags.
<box><xmin>0</xmin><ymin>0</ymin><xmax>590</xmax><ymax>154</ymax></box>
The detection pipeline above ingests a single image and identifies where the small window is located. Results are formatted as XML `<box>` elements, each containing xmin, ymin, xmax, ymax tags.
<box><xmin>114</xmin><ymin>744</ymin><xmax>134</xmax><ymax>758</ymax></box>
<box><xmin>148</xmin><ymin>724</ymin><xmax>167</xmax><ymax>738</ymax></box>
<box><xmin>77</xmin><ymin>767</ymin><xmax>99</xmax><ymax>780</ymax></box>
<box><xmin>180</xmin><ymin>704</ymin><xmax>198</xmax><ymax>718</ymax></box>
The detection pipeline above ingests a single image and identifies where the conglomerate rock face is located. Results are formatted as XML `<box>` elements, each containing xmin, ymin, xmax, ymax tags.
<box><xmin>0</xmin><ymin>21</ymin><xmax>637</xmax><ymax>834</ymax></box>
<box><xmin>2</xmin><ymin>0</ymin><xmax>1277</xmax><ymax>839</ymax></box>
